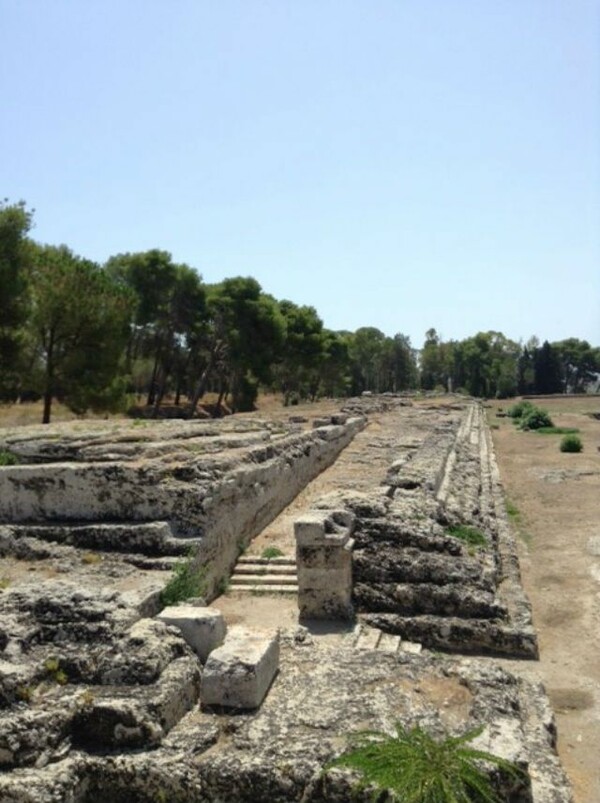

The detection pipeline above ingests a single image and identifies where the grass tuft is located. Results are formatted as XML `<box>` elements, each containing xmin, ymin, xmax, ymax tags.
<box><xmin>446</xmin><ymin>525</ymin><xmax>487</xmax><ymax>548</ymax></box>
<box><xmin>261</xmin><ymin>546</ymin><xmax>284</xmax><ymax>560</ymax></box>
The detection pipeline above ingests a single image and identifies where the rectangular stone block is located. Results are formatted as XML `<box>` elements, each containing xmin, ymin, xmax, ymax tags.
<box><xmin>201</xmin><ymin>626</ymin><xmax>279</xmax><ymax>709</ymax></box>
<box><xmin>156</xmin><ymin>606</ymin><xmax>226</xmax><ymax>663</ymax></box>
<box><xmin>294</xmin><ymin>514</ymin><xmax>326</xmax><ymax>547</ymax></box>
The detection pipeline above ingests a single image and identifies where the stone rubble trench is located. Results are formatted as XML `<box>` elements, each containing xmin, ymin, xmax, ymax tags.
<box><xmin>0</xmin><ymin>398</ymin><xmax>572</xmax><ymax>801</ymax></box>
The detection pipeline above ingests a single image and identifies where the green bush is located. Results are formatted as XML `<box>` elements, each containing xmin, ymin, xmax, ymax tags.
<box><xmin>518</xmin><ymin>407</ymin><xmax>553</xmax><ymax>430</ymax></box>
<box><xmin>507</xmin><ymin>400</ymin><xmax>534</xmax><ymax>419</ymax></box>
<box><xmin>160</xmin><ymin>557</ymin><xmax>207</xmax><ymax>607</ymax></box>
<box><xmin>560</xmin><ymin>434</ymin><xmax>583</xmax><ymax>453</ymax></box>
<box><xmin>326</xmin><ymin>723</ymin><xmax>524</xmax><ymax>802</ymax></box>
<box><xmin>0</xmin><ymin>450</ymin><xmax>19</xmax><ymax>466</ymax></box>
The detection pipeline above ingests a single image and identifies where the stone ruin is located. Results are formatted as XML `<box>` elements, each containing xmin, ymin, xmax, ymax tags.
<box><xmin>0</xmin><ymin>398</ymin><xmax>573</xmax><ymax>801</ymax></box>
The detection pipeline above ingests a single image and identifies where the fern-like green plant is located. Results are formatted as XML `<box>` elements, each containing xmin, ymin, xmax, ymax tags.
<box><xmin>327</xmin><ymin>723</ymin><xmax>524</xmax><ymax>802</ymax></box>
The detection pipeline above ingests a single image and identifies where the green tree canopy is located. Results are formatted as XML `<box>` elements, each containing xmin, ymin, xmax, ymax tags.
<box><xmin>29</xmin><ymin>244</ymin><xmax>133</xmax><ymax>423</ymax></box>
<box><xmin>0</xmin><ymin>200</ymin><xmax>34</xmax><ymax>390</ymax></box>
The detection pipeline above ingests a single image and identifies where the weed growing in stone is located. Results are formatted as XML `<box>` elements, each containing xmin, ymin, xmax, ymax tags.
<box><xmin>0</xmin><ymin>577</ymin><xmax>10</xmax><ymax>591</ymax></box>
<box><xmin>0</xmin><ymin>450</ymin><xmax>19</xmax><ymax>466</ymax></box>
<box><xmin>327</xmin><ymin>723</ymin><xmax>523</xmax><ymax>802</ymax></box>
<box><xmin>160</xmin><ymin>556</ymin><xmax>207</xmax><ymax>607</ymax></box>
<box><xmin>44</xmin><ymin>656</ymin><xmax>68</xmax><ymax>685</ymax></box>
<box><xmin>446</xmin><ymin>525</ymin><xmax>487</xmax><ymax>548</ymax></box>
<box><xmin>16</xmin><ymin>685</ymin><xmax>34</xmax><ymax>703</ymax></box>
<box><xmin>560</xmin><ymin>434</ymin><xmax>583</xmax><ymax>453</ymax></box>
<box><xmin>261</xmin><ymin>546</ymin><xmax>284</xmax><ymax>559</ymax></box>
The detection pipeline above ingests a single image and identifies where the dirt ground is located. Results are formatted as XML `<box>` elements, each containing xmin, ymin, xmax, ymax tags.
<box><xmin>487</xmin><ymin>397</ymin><xmax>600</xmax><ymax>803</ymax></box>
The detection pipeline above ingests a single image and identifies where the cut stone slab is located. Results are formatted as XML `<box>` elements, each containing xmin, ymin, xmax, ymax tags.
<box><xmin>156</xmin><ymin>606</ymin><xmax>226</xmax><ymax>663</ymax></box>
<box><xmin>201</xmin><ymin>625</ymin><xmax>279</xmax><ymax>710</ymax></box>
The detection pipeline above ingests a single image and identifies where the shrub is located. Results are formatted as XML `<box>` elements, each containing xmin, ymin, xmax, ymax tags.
<box><xmin>560</xmin><ymin>434</ymin><xmax>583</xmax><ymax>453</ymax></box>
<box><xmin>446</xmin><ymin>525</ymin><xmax>487</xmax><ymax>548</ymax></box>
<box><xmin>518</xmin><ymin>407</ymin><xmax>553</xmax><ymax>430</ymax></box>
<box><xmin>326</xmin><ymin>723</ymin><xmax>524</xmax><ymax>802</ymax></box>
<box><xmin>0</xmin><ymin>450</ymin><xmax>19</xmax><ymax>466</ymax></box>
<box><xmin>507</xmin><ymin>400</ymin><xmax>534</xmax><ymax>419</ymax></box>
<box><xmin>160</xmin><ymin>556</ymin><xmax>207</xmax><ymax>607</ymax></box>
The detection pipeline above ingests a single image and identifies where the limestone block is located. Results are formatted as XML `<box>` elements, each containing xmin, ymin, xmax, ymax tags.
<box><xmin>294</xmin><ymin>513</ymin><xmax>326</xmax><ymax>547</ymax></box>
<box><xmin>201</xmin><ymin>626</ymin><xmax>279</xmax><ymax>709</ymax></box>
<box><xmin>156</xmin><ymin>606</ymin><xmax>226</xmax><ymax>662</ymax></box>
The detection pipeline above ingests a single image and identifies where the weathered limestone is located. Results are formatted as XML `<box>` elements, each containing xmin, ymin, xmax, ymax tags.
<box><xmin>295</xmin><ymin>510</ymin><xmax>355</xmax><ymax>620</ymax></box>
<box><xmin>201</xmin><ymin>626</ymin><xmax>280</xmax><ymax>709</ymax></box>
<box><xmin>0</xmin><ymin>397</ymin><xmax>572</xmax><ymax>800</ymax></box>
<box><xmin>0</xmin><ymin>415</ymin><xmax>366</xmax><ymax>599</ymax></box>
<box><xmin>156</xmin><ymin>605</ymin><xmax>226</xmax><ymax>662</ymax></box>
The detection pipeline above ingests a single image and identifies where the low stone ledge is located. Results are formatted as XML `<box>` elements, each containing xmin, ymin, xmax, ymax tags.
<box><xmin>201</xmin><ymin>626</ymin><xmax>279</xmax><ymax>710</ymax></box>
<box><xmin>156</xmin><ymin>606</ymin><xmax>226</xmax><ymax>663</ymax></box>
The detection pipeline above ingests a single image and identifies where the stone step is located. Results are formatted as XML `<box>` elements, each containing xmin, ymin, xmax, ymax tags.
<box><xmin>354</xmin><ymin>625</ymin><xmax>382</xmax><ymax>650</ymax></box>
<box><xmin>229</xmin><ymin>574</ymin><xmax>298</xmax><ymax>586</ymax></box>
<box><xmin>237</xmin><ymin>556</ymin><xmax>296</xmax><ymax>566</ymax></box>
<box><xmin>353</xmin><ymin>624</ymin><xmax>422</xmax><ymax>655</ymax></box>
<box><xmin>378</xmin><ymin>632</ymin><xmax>402</xmax><ymax>653</ymax></box>
<box><xmin>233</xmin><ymin>565</ymin><xmax>297</xmax><ymax>576</ymax></box>
<box><xmin>8</xmin><ymin>521</ymin><xmax>201</xmax><ymax>558</ymax></box>
<box><xmin>228</xmin><ymin>584</ymin><xmax>298</xmax><ymax>595</ymax></box>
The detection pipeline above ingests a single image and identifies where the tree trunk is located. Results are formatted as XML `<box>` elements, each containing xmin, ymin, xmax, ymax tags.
<box><xmin>42</xmin><ymin>329</ymin><xmax>55</xmax><ymax>424</ymax></box>
<box><xmin>189</xmin><ymin>358</ymin><xmax>214</xmax><ymax>415</ymax></box>
<box><xmin>147</xmin><ymin>352</ymin><xmax>160</xmax><ymax>406</ymax></box>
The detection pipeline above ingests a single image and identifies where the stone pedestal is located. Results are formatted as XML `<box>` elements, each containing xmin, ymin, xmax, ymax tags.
<box><xmin>295</xmin><ymin>510</ymin><xmax>354</xmax><ymax>620</ymax></box>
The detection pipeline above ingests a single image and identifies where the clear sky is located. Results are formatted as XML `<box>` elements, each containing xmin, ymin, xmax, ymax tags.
<box><xmin>2</xmin><ymin>1</ymin><xmax>599</xmax><ymax>348</ymax></box>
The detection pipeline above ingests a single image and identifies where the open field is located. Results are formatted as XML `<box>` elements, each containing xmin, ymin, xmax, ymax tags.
<box><xmin>488</xmin><ymin>396</ymin><xmax>600</xmax><ymax>802</ymax></box>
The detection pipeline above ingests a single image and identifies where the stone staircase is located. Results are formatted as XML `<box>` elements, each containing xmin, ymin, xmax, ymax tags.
<box><xmin>228</xmin><ymin>555</ymin><xmax>298</xmax><ymax>594</ymax></box>
<box><xmin>352</xmin><ymin>622</ymin><xmax>422</xmax><ymax>655</ymax></box>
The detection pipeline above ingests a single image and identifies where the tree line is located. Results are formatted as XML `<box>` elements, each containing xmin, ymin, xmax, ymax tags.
<box><xmin>1</xmin><ymin>201</ymin><xmax>598</xmax><ymax>423</ymax></box>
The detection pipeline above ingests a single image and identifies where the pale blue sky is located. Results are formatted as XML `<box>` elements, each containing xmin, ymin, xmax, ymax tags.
<box><xmin>2</xmin><ymin>1</ymin><xmax>598</xmax><ymax>347</ymax></box>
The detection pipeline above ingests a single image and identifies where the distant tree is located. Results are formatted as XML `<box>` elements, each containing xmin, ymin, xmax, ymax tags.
<box><xmin>350</xmin><ymin>327</ymin><xmax>387</xmax><ymax>392</ymax></box>
<box><xmin>0</xmin><ymin>200</ymin><xmax>34</xmax><ymax>391</ymax></box>
<box><xmin>318</xmin><ymin>330</ymin><xmax>352</xmax><ymax>397</ymax></box>
<box><xmin>382</xmin><ymin>333</ymin><xmax>418</xmax><ymax>391</ymax></box>
<box><xmin>190</xmin><ymin>277</ymin><xmax>285</xmax><ymax>412</ymax></box>
<box><xmin>420</xmin><ymin>328</ymin><xmax>446</xmax><ymax>390</ymax></box>
<box><xmin>552</xmin><ymin>338</ymin><xmax>600</xmax><ymax>393</ymax></box>
<box><xmin>106</xmin><ymin>250</ymin><xmax>206</xmax><ymax>410</ymax></box>
<box><xmin>276</xmin><ymin>300</ymin><xmax>325</xmax><ymax>404</ymax></box>
<box><xmin>29</xmin><ymin>245</ymin><xmax>133</xmax><ymax>423</ymax></box>
<box><xmin>533</xmin><ymin>340</ymin><xmax>563</xmax><ymax>394</ymax></box>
